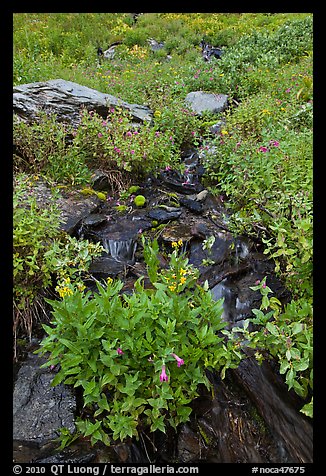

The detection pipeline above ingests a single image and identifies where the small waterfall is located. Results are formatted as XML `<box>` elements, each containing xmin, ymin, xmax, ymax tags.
<box><xmin>235</xmin><ymin>239</ymin><xmax>249</xmax><ymax>260</ymax></box>
<box><xmin>102</xmin><ymin>237</ymin><xmax>137</xmax><ymax>263</ymax></box>
<box><xmin>210</xmin><ymin>278</ymin><xmax>236</xmax><ymax>323</ymax></box>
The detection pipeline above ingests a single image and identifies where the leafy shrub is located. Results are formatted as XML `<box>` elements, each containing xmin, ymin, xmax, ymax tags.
<box><xmin>73</xmin><ymin>107</ymin><xmax>182</xmax><ymax>179</ymax></box>
<box><xmin>227</xmin><ymin>278</ymin><xmax>313</xmax><ymax>417</ymax></box>
<box><xmin>37</xmin><ymin>239</ymin><xmax>243</xmax><ymax>446</ymax></box>
<box><xmin>13</xmin><ymin>174</ymin><xmax>103</xmax><ymax>353</ymax></box>
<box><xmin>13</xmin><ymin>113</ymin><xmax>91</xmax><ymax>185</ymax></box>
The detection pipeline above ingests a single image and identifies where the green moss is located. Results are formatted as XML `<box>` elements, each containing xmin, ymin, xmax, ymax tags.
<box><xmin>197</xmin><ymin>423</ymin><xmax>213</xmax><ymax>446</ymax></box>
<box><xmin>128</xmin><ymin>185</ymin><xmax>140</xmax><ymax>194</ymax></box>
<box><xmin>96</xmin><ymin>192</ymin><xmax>107</xmax><ymax>201</ymax></box>
<box><xmin>115</xmin><ymin>205</ymin><xmax>128</xmax><ymax>213</ymax></box>
<box><xmin>134</xmin><ymin>195</ymin><xmax>146</xmax><ymax>207</ymax></box>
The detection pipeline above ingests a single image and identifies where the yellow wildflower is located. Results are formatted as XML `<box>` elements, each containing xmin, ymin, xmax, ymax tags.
<box><xmin>57</xmin><ymin>286</ymin><xmax>73</xmax><ymax>298</ymax></box>
<box><xmin>107</xmin><ymin>277</ymin><xmax>113</xmax><ymax>285</ymax></box>
<box><xmin>168</xmin><ymin>284</ymin><xmax>177</xmax><ymax>292</ymax></box>
<box><xmin>179</xmin><ymin>276</ymin><xmax>187</xmax><ymax>285</ymax></box>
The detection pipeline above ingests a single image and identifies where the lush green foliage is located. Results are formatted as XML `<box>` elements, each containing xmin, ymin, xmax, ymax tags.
<box><xmin>13</xmin><ymin>105</ymin><xmax>200</xmax><ymax>186</ymax></box>
<box><xmin>37</xmin><ymin>240</ymin><xmax>243</xmax><ymax>446</ymax></box>
<box><xmin>225</xmin><ymin>278</ymin><xmax>313</xmax><ymax>417</ymax></box>
<box><xmin>13</xmin><ymin>113</ymin><xmax>91</xmax><ymax>185</ymax></box>
<box><xmin>13</xmin><ymin>174</ymin><xmax>104</xmax><ymax>342</ymax></box>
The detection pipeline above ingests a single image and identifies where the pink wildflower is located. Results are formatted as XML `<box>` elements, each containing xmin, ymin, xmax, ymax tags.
<box><xmin>171</xmin><ymin>353</ymin><xmax>184</xmax><ymax>367</ymax></box>
<box><xmin>259</xmin><ymin>146</ymin><xmax>268</xmax><ymax>153</ymax></box>
<box><xmin>160</xmin><ymin>365</ymin><xmax>169</xmax><ymax>382</ymax></box>
<box><xmin>270</xmin><ymin>140</ymin><xmax>279</xmax><ymax>147</ymax></box>
<box><xmin>117</xmin><ymin>348</ymin><xmax>124</xmax><ymax>355</ymax></box>
<box><xmin>98</xmin><ymin>133</ymin><xmax>103</xmax><ymax>138</ymax></box>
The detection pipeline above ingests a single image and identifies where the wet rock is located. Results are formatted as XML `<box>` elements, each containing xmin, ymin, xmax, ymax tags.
<box><xmin>35</xmin><ymin>450</ymin><xmax>96</xmax><ymax>464</ymax></box>
<box><xmin>179</xmin><ymin>197</ymin><xmax>203</xmax><ymax>214</ymax></box>
<box><xmin>175</xmin><ymin>372</ymin><xmax>293</xmax><ymax>463</ymax></box>
<box><xmin>90</xmin><ymin>170</ymin><xmax>111</xmax><ymax>191</ymax></box>
<box><xmin>82</xmin><ymin>213</ymin><xmax>108</xmax><ymax>227</ymax></box>
<box><xmin>185</xmin><ymin>91</ymin><xmax>228</xmax><ymax>115</ymax></box>
<box><xmin>13</xmin><ymin>351</ymin><xmax>76</xmax><ymax>445</ymax></box>
<box><xmin>189</xmin><ymin>232</ymin><xmax>232</xmax><ymax>271</ymax></box>
<box><xmin>160</xmin><ymin>224</ymin><xmax>194</xmax><ymax>247</ymax></box>
<box><xmin>159</xmin><ymin>170</ymin><xmax>204</xmax><ymax>194</ymax></box>
<box><xmin>59</xmin><ymin>196</ymin><xmax>99</xmax><ymax>235</ymax></box>
<box><xmin>148</xmin><ymin>207</ymin><xmax>182</xmax><ymax>223</ymax></box>
<box><xmin>13</xmin><ymin>79</ymin><xmax>153</xmax><ymax>127</ymax></box>
<box><xmin>17</xmin><ymin>178</ymin><xmax>100</xmax><ymax>236</ymax></box>
<box><xmin>233</xmin><ymin>356</ymin><xmax>313</xmax><ymax>463</ymax></box>
<box><xmin>177</xmin><ymin>425</ymin><xmax>201</xmax><ymax>463</ymax></box>
<box><xmin>88</xmin><ymin>255</ymin><xmax>128</xmax><ymax>278</ymax></box>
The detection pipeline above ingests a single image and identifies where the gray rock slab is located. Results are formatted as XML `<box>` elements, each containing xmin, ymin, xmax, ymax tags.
<box><xmin>13</xmin><ymin>352</ymin><xmax>76</xmax><ymax>444</ymax></box>
<box><xmin>13</xmin><ymin>79</ymin><xmax>153</xmax><ymax>126</ymax></box>
<box><xmin>185</xmin><ymin>91</ymin><xmax>228</xmax><ymax>115</ymax></box>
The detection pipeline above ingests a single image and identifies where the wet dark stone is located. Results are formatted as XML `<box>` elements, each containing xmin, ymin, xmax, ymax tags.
<box><xmin>159</xmin><ymin>170</ymin><xmax>204</xmax><ymax>194</ymax></box>
<box><xmin>35</xmin><ymin>451</ymin><xmax>96</xmax><ymax>464</ymax></box>
<box><xmin>232</xmin><ymin>356</ymin><xmax>313</xmax><ymax>463</ymax></box>
<box><xmin>82</xmin><ymin>213</ymin><xmax>108</xmax><ymax>227</ymax></box>
<box><xmin>13</xmin><ymin>351</ymin><xmax>76</xmax><ymax>445</ymax></box>
<box><xmin>90</xmin><ymin>170</ymin><xmax>111</xmax><ymax>191</ymax></box>
<box><xmin>179</xmin><ymin>197</ymin><xmax>203</xmax><ymax>214</ymax></box>
<box><xmin>88</xmin><ymin>255</ymin><xmax>128</xmax><ymax>278</ymax></box>
<box><xmin>188</xmin><ymin>232</ymin><xmax>232</xmax><ymax>272</ymax></box>
<box><xmin>160</xmin><ymin>224</ymin><xmax>194</xmax><ymax>246</ymax></box>
<box><xmin>148</xmin><ymin>207</ymin><xmax>182</xmax><ymax>223</ymax></box>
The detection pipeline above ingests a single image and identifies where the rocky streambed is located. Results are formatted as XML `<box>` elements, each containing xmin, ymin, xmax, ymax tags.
<box><xmin>13</xmin><ymin>79</ymin><xmax>312</xmax><ymax>464</ymax></box>
<box><xmin>13</xmin><ymin>157</ymin><xmax>312</xmax><ymax>464</ymax></box>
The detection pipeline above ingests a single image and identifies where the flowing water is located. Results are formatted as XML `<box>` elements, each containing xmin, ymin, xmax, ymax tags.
<box><xmin>13</xmin><ymin>154</ymin><xmax>312</xmax><ymax>464</ymax></box>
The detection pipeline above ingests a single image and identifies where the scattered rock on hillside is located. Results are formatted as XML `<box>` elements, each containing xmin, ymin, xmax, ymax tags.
<box><xmin>13</xmin><ymin>79</ymin><xmax>153</xmax><ymax>127</ymax></box>
<box><xmin>185</xmin><ymin>91</ymin><xmax>228</xmax><ymax>115</ymax></box>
